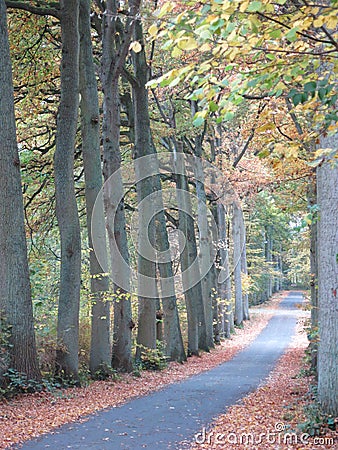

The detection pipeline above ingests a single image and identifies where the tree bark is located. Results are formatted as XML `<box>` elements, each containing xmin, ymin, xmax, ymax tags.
<box><xmin>79</xmin><ymin>0</ymin><xmax>111</xmax><ymax>376</ymax></box>
<box><xmin>232</xmin><ymin>202</ymin><xmax>243</xmax><ymax>326</ymax></box>
<box><xmin>54</xmin><ymin>0</ymin><xmax>81</xmax><ymax>380</ymax></box>
<box><xmin>0</xmin><ymin>0</ymin><xmax>40</xmax><ymax>380</ymax></box>
<box><xmin>217</xmin><ymin>204</ymin><xmax>232</xmax><ymax>338</ymax></box>
<box><xmin>101</xmin><ymin>0</ymin><xmax>138</xmax><ymax>371</ymax></box>
<box><xmin>132</xmin><ymin>20</ymin><xmax>185</xmax><ymax>362</ymax></box>
<box><xmin>174</xmin><ymin>143</ymin><xmax>208</xmax><ymax>354</ymax></box>
<box><xmin>239</xmin><ymin>207</ymin><xmax>250</xmax><ymax>320</ymax></box>
<box><xmin>317</xmin><ymin>152</ymin><xmax>338</xmax><ymax>416</ymax></box>
<box><xmin>193</xmin><ymin>134</ymin><xmax>214</xmax><ymax>348</ymax></box>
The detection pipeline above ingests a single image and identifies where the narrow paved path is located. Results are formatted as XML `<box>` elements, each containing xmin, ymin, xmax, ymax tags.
<box><xmin>17</xmin><ymin>292</ymin><xmax>304</xmax><ymax>450</ymax></box>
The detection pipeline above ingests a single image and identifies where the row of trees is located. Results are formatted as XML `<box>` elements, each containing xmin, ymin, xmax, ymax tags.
<box><xmin>0</xmin><ymin>0</ymin><xmax>336</xmax><ymax>416</ymax></box>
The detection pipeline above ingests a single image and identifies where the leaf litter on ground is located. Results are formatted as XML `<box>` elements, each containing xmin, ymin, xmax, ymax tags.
<box><xmin>186</xmin><ymin>303</ymin><xmax>337</xmax><ymax>450</ymax></box>
<box><xmin>0</xmin><ymin>291</ymin><xmax>306</xmax><ymax>449</ymax></box>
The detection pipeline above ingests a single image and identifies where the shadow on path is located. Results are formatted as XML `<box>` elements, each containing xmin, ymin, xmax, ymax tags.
<box><xmin>17</xmin><ymin>292</ymin><xmax>304</xmax><ymax>450</ymax></box>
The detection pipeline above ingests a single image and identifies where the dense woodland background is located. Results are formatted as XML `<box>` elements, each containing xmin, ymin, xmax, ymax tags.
<box><xmin>0</xmin><ymin>0</ymin><xmax>337</xmax><ymax>418</ymax></box>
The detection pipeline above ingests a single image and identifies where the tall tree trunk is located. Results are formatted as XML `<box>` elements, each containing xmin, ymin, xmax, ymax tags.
<box><xmin>103</xmin><ymin>84</ymin><xmax>133</xmax><ymax>371</ymax></box>
<box><xmin>239</xmin><ymin>207</ymin><xmax>250</xmax><ymax>320</ymax></box>
<box><xmin>132</xmin><ymin>20</ymin><xmax>185</xmax><ymax>362</ymax></box>
<box><xmin>232</xmin><ymin>202</ymin><xmax>243</xmax><ymax>326</ymax></box>
<box><xmin>79</xmin><ymin>0</ymin><xmax>111</xmax><ymax>376</ymax></box>
<box><xmin>54</xmin><ymin>0</ymin><xmax>81</xmax><ymax>380</ymax></box>
<box><xmin>217</xmin><ymin>204</ymin><xmax>232</xmax><ymax>338</ymax></box>
<box><xmin>308</xmin><ymin>175</ymin><xmax>318</xmax><ymax>326</ymax></box>
<box><xmin>307</xmin><ymin>174</ymin><xmax>318</xmax><ymax>373</ymax></box>
<box><xmin>193</xmin><ymin>134</ymin><xmax>214</xmax><ymax>348</ymax></box>
<box><xmin>317</xmin><ymin>151</ymin><xmax>338</xmax><ymax>416</ymax></box>
<box><xmin>265</xmin><ymin>225</ymin><xmax>273</xmax><ymax>298</ymax></box>
<box><xmin>173</xmin><ymin>143</ymin><xmax>208</xmax><ymax>354</ymax></box>
<box><xmin>0</xmin><ymin>0</ymin><xmax>41</xmax><ymax>381</ymax></box>
<box><xmin>101</xmin><ymin>2</ymin><xmax>133</xmax><ymax>371</ymax></box>
<box><xmin>132</xmin><ymin>23</ymin><xmax>159</xmax><ymax>357</ymax></box>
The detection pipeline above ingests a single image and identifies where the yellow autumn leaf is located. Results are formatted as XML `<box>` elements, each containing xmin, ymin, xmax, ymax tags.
<box><xmin>171</xmin><ymin>46</ymin><xmax>183</xmax><ymax>58</ymax></box>
<box><xmin>256</xmin><ymin>123</ymin><xmax>275</xmax><ymax>132</ymax></box>
<box><xmin>178</xmin><ymin>37</ymin><xmax>198</xmax><ymax>51</ymax></box>
<box><xmin>313</xmin><ymin>16</ymin><xmax>325</xmax><ymax>27</ymax></box>
<box><xmin>148</xmin><ymin>24</ymin><xmax>158</xmax><ymax>37</ymax></box>
<box><xmin>326</xmin><ymin>15</ymin><xmax>338</xmax><ymax>30</ymax></box>
<box><xmin>239</xmin><ymin>1</ymin><xmax>250</xmax><ymax>13</ymax></box>
<box><xmin>129</xmin><ymin>41</ymin><xmax>142</xmax><ymax>53</ymax></box>
<box><xmin>200</xmin><ymin>43</ymin><xmax>211</xmax><ymax>52</ymax></box>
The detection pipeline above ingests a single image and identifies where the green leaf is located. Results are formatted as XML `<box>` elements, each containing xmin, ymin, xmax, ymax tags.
<box><xmin>223</xmin><ymin>111</ymin><xmax>235</xmax><ymax>121</ymax></box>
<box><xmin>270</xmin><ymin>29</ymin><xmax>282</xmax><ymax>39</ymax></box>
<box><xmin>304</xmin><ymin>81</ymin><xmax>316</xmax><ymax>93</ymax></box>
<box><xmin>318</xmin><ymin>87</ymin><xmax>327</xmax><ymax>101</ymax></box>
<box><xmin>209</xmin><ymin>101</ymin><xmax>218</xmax><ymax>112</ymax></box>
<box><xmin>285</xmin><ymin>28</ymin><xmax>298</xmax><ymax>42</ymax></box>
<box><xmin>292</xmin><ymin>93</ymin><xmax>303</xmax><ymax>106</ymax></box>
<box><xmin>193</xmin><ymin>116</ymin><xmax>205</xmax><ymax>127</ymax></box>
<box><xmin>247</xmin><ymin>1</ymin><xmax>264</xmax><ymax>12</ymax></box>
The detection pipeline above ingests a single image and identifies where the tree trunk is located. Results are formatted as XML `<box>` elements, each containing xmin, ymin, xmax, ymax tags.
<box><xmin>174</xmin><ymin>143</ymin><xmax>208</xmax><ymax>354</ymax></box>
<box><xmin>132</xmin><ymin>20</ymin><xmax>185</xmax><ymax>362</ymax></box>
<box><xmin>0</xmin><ymin>0</ymin><xmax>41</xmax><ymax>381</ymax></box>
<box><xmin>79</xmin><ymin>0</ymin><xmax>111</xmax><ymax>376</ymax></box>
<box><xmin>101</xmin><ymin>3</ymin><xmax>133</xmax><ymax>370</ymax></box>
<box><xmin>217</xmin><ymin>204</ymin><xmax>232</xmax><ymax>338</ymax></box>
<box><xmin>317</xmin><ymin>154</ymin><xmax>338</xmax><ymax>416</ymax></box>
<box><xmin>193</xmin><ymin>134</ymin><xmax>214</xmax><ymax>348</ymax></box>
<box><xmin>54</xmin><ymin>0</ymin><xmax>81</xmax><ymax>380</ymax></box>
<box><xmin>232</xmin><ymin>202</ymin><xmax>243</xmax><ymax>326</ymax></box>
<box><xmin>265</xmin><ymin>225</ymin><xmax>273</xmax><ymax>298</ymax></box>
<box><xmin>307</xmin><ymin>174</ymin><xmax>318</xmax><ymax>373</ymax></box>
<box><xmin>239</xmin><ymin>207</ymin><xmax>250</xmax><ymax>320</ymax></box>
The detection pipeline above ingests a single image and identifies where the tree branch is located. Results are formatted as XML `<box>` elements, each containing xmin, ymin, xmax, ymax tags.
<box><xmin>5</xmin><ymin>0</ymin><xmax>60</xmax><ymax>18</ymax></box>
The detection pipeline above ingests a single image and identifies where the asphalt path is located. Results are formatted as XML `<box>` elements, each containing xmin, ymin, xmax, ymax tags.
<box><xmin>17</xmin><ymin>291</ymin><xmax>304</xmax><ymax>450</ymax></box>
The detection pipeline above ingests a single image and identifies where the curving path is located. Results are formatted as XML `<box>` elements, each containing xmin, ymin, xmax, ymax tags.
<box><xmin>17</xmin><ymin>292</ymin><xmax>304</xmax><ymax>450</ymax></box>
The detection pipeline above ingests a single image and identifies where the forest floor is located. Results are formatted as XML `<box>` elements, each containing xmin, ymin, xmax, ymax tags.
<box><xmin>187</xmin><ymin>311</ymin><xmax>337</xmax><ymax>450</ymax></box>
<box><xmin>0</xmin><ymin>291</ymin><xmax>336</xmax><ymax>449</ymax></box>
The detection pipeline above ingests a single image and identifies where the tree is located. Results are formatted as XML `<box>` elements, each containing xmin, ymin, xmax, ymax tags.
<box><xmin>0</xmin><ymin>0</ymin><xmax>40</xmax><ymax>381</ymax></box>
<box><xmin>232</xmin><ymin>201</ymin><xmax>244</xmax><ymax>326</ymax></box>
<box><xmin>79</xmin><ymin>0</ymin><xmax>111</xmax><ymax>376</ymax></box>
<box><xmin>174</xmin><ymin>144</ymin><xmax>209</xmax><ymax>354</ymax></box>
<box><xmin>317</xmin><ymin>148</ymin><xmax>338</xmax><ymax>416</ymax></box>
<box><xmin>54</xmin><ymin>0</ymin><xmax>82</xmax><ymax>380</ymax></box>
<box><xmin>100</xmin><ymin>0</ymin><xmax>141</xmax><ymax>371</ymax></box>
<box><xmin>130</xmin><ymin>18</ymin><xmax>186</xmax><ymax>362</ymax></box>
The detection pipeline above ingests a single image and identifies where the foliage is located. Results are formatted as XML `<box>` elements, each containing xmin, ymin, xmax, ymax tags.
<box><xmin>298</xmin><ymin>386</ymin><xmax>336</xmax><ymax>436</ymax></box>
<box><xmin>0</xmin><ymin>315</ymin><xmax>11</xmax><ymax>381</ymax></box>
<box><xmin>148</xmin><ymin>0</ymin><xmax>338</xmax><ymax>171</ymax></box>
<box><xmin>136</xmin><ymin>341</ymin><xmax>169</xmax><ymax>371</ymax></box>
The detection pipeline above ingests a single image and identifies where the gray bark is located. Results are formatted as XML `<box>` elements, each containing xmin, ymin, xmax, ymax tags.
<box><xmin>79</xmin><ymin>0</ymin><xmax>111</xmax><ymax>375</ymax></box>
<box><xmin>232</xmin><ymin>202</ymin><xmax>243</xmax><ymax>326</ymax></box>
<box><xmin>132</xmin><ymin>20</ymin><xmax>185</xmax><ymax>362</ymax></box>
<box><xmin>174</xmin><ymin>143</ymin><xmax>208</xmax><ymax>354</ymax></box>
<box><xmin>132</xmin><ymin>24</ymin><xmax>157</xmax><ymax>354</ymax></box>
<box><xmin>317</xmin><ymin>150</ymin><xmax>338</xmax><ymax>416</ymax></box>
<box><xmin>217</xmin><ymin>204</ymin><xmax>232</xmax><ymax>338</ymax></box>
<box><xmin>193</xmin><ymin>135</ymin><xmax>214</xmax><ymax>348</ymax></box>
<box><xmin>239</xmin><ymin>207</ymin><xmax>250</xmax><ymax>320</ymax></box>
<box><xmin>266</xmin><ymin>226</ymin><xmax>273</xmax><ymax>298</ymax></box>
<box><xmin>0</xmin><ymin>0</ymin><xmax>40</xmax><ymax>380</ymax></box>
<box><xmin>54</xmin><ymin>0</ymin><xmax>81</xmax><ymax>380</ymax></box>
<box><xmin>100</xmin><ymin>0</ymin><xmax>140</xmax><ymax>371</ymax></box>
<box><xmin>308</xmin><ymin>176</ymin><xmax>318</xmax><ymax>327</ymax></box>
